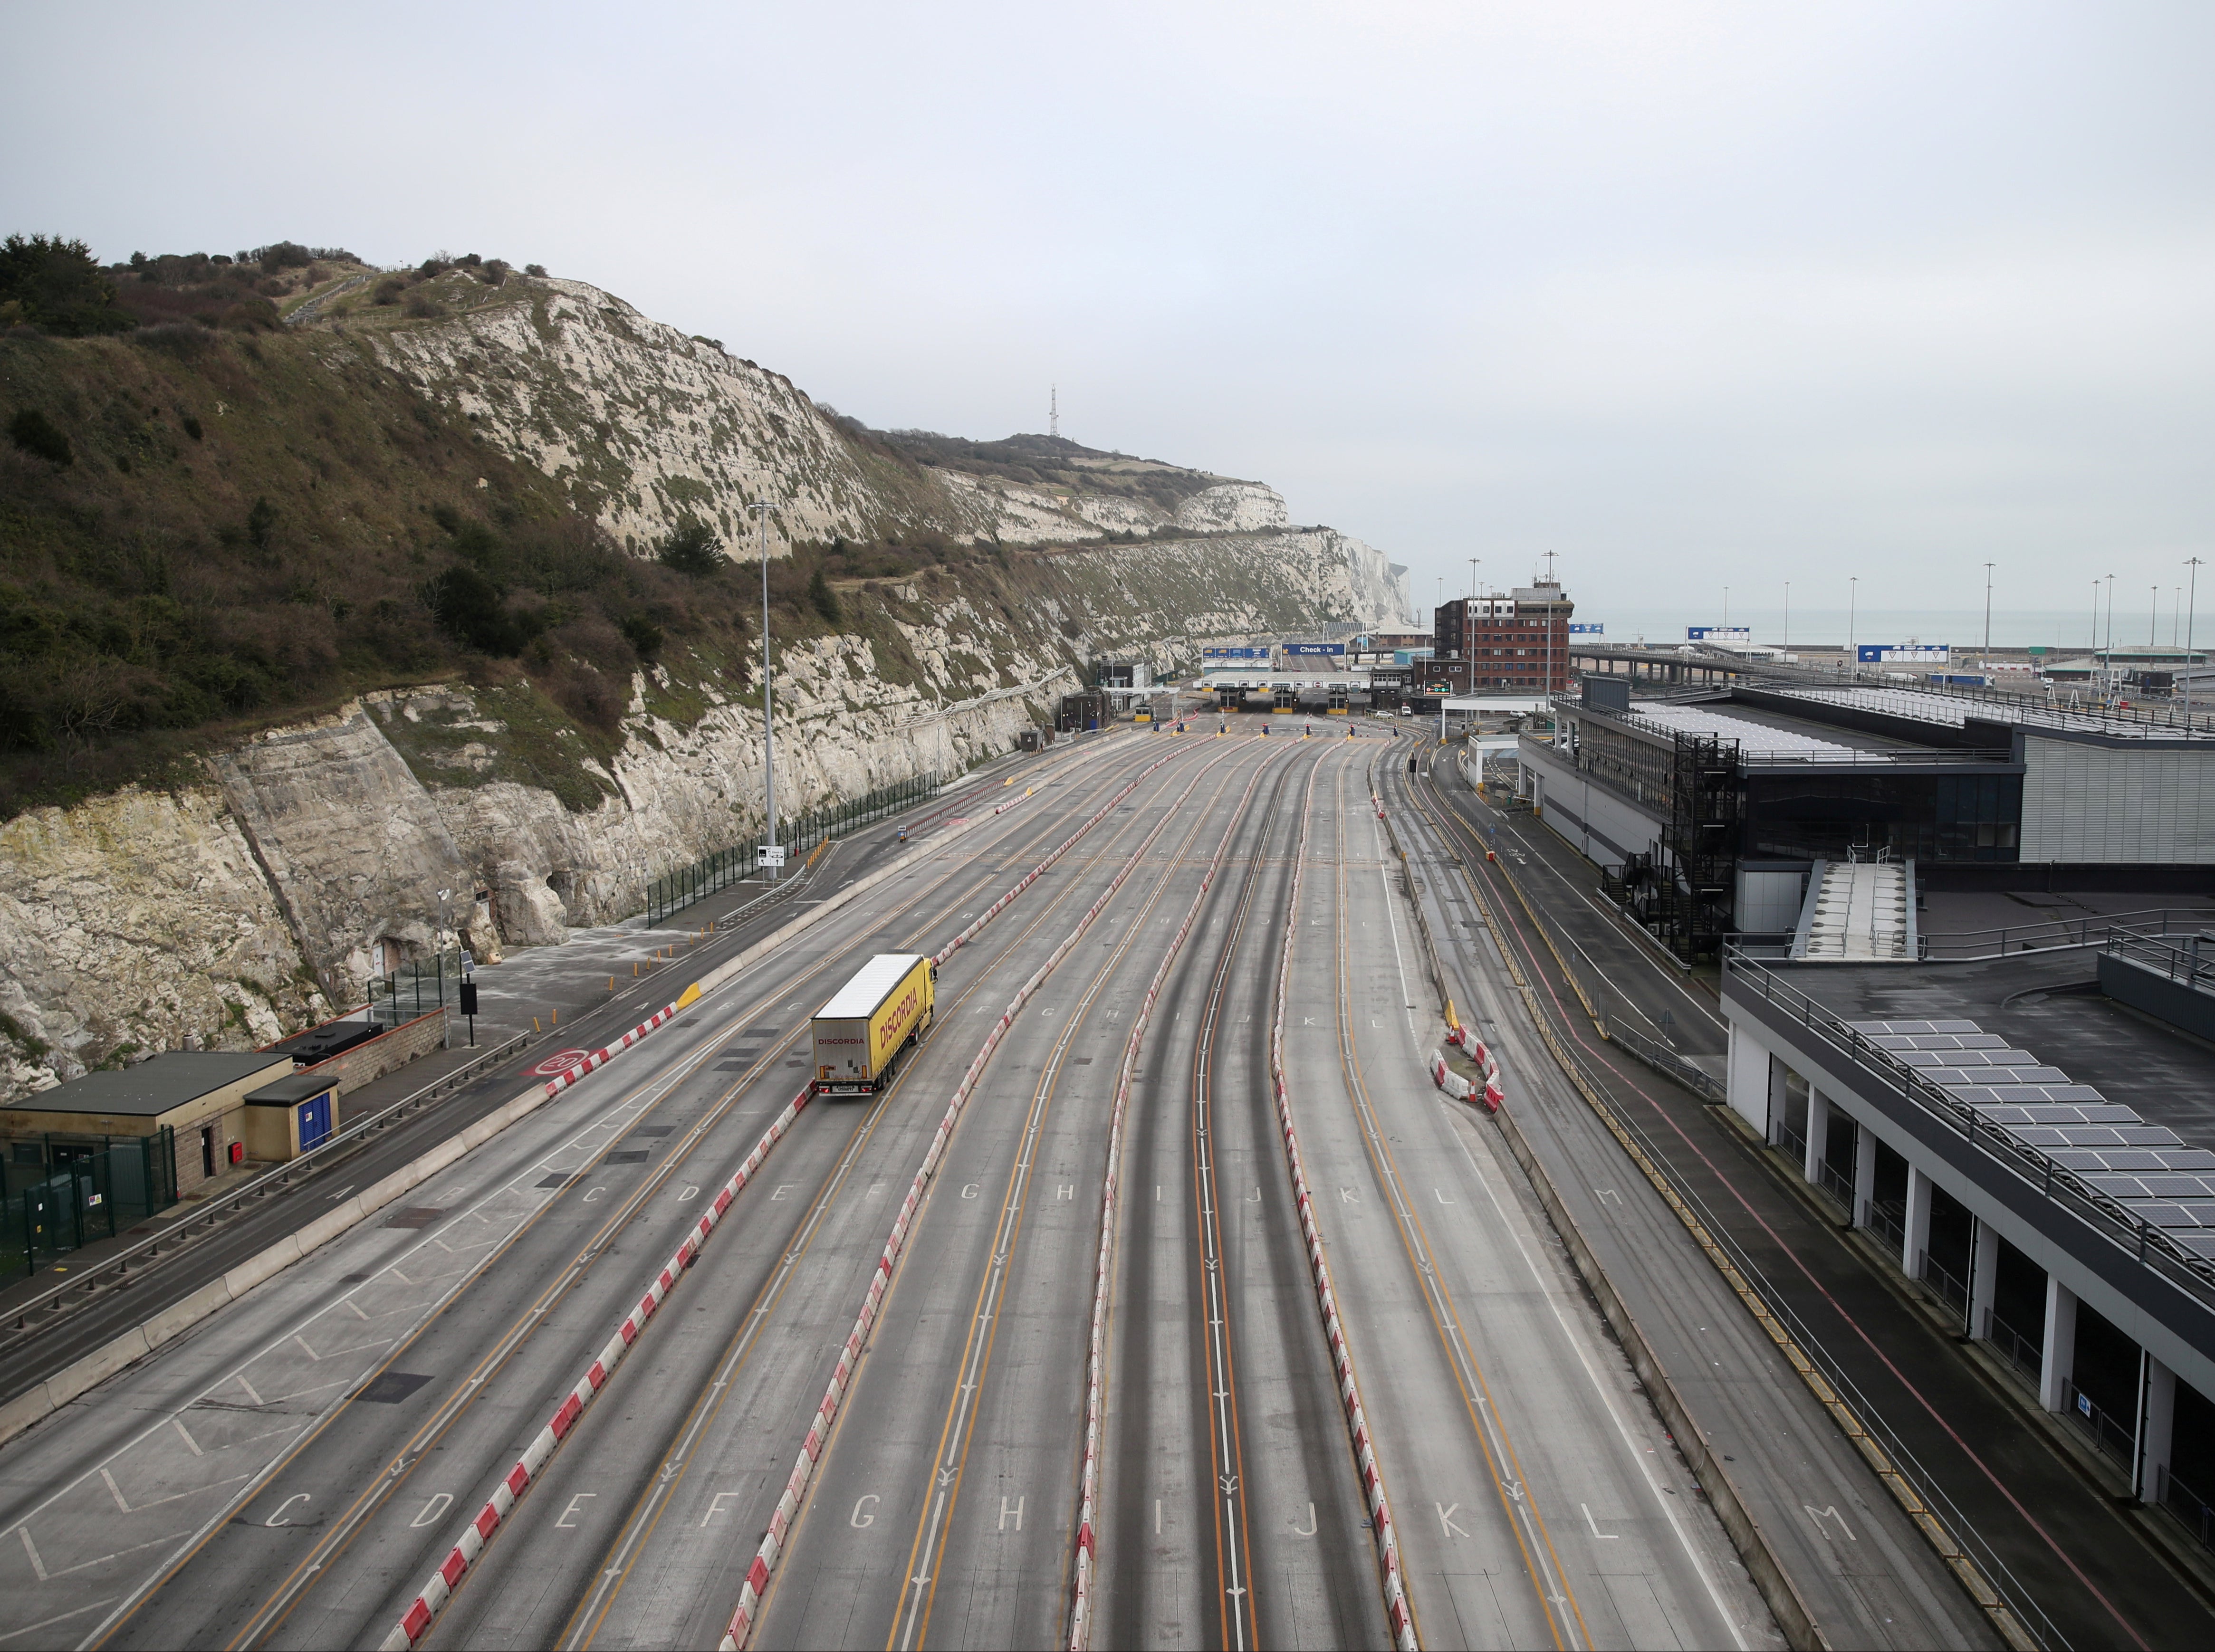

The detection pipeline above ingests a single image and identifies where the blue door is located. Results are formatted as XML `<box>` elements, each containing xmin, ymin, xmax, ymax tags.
<box><xmin>297</xmin><ymin>1092</ymin><xmax>333</xmax><ymax>1151</ymax></box>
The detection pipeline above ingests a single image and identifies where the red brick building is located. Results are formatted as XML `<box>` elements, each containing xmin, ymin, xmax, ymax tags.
<box><xmin>1431</xmin><ymin>582</ymin><xmax>1574</xmax><ymax>691</ymax></box>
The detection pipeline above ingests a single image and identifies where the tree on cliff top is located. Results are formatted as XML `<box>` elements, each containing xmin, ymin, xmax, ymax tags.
<box><xmin>0</xmin><ymin>236</ymin><xmax>136</xmax><ymax>335</ymax></box>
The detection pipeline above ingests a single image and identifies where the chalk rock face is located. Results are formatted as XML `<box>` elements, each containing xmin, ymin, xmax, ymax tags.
<box><xmin>493</xmin><ymin>861</ymin><xmax>570</xmax><ymax>947</ymax></box>
<box><xmin>0</xmin><ymin>785</ymin><xmax>330</xmax><ymax>1090</ymax></box>
<box><xmin>1174</xmin><ymin>482</ymin><xmax>1290</xmax><ymax>535</ymax></box>
<box><xmin>212</xmin><ymin>708</ymin><xmax>474</xmax><ymax>989</ymax></box>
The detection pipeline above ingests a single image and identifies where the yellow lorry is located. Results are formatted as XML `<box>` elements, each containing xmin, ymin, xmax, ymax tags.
<box><xmin>811</xmin><ymin>953</ymin><xmax>935</xmax><ymax>1096</ymax></box>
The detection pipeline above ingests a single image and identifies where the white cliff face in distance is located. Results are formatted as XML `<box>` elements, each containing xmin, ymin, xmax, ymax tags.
<box><xmin>0</xmin><ymin>271</ymin><xmax>1413</xmax><ymax>1098</ymax></box>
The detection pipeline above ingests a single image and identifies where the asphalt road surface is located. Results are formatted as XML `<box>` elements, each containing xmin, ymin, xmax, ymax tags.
<box><xmin>0</xmin><ymin>719</ymin><xmax>1974</xmax><ymax>1652</ymax></box>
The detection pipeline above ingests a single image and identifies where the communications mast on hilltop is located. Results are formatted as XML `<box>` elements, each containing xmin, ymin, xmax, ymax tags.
<box><xmin>1050</xmin><ymin>384</ymin><xmax>1059</xmax><ymax>439</ymax></box>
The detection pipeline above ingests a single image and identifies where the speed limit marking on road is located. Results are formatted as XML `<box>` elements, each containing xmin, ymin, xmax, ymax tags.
<box><xmin>532</xmin><ymin>1049</ymin><xmax>590</xmax><ymax>1077</ymax></box>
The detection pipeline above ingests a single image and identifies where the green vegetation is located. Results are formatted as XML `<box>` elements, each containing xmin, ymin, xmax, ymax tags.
<box><xmin>0</xmin><ymin>236</ymin><xmax>136</xmax><ymax>336</ymax></box>
<box><xmin>0</xmin><ymin>257</ymin><xmax>754</xmax><ymax>816</ymax></box>
<box><xmin>656</xmin><ymin>519</ymin><xmax>725</xmax><ymax>577</ymax></box>
<box><xmin>8</xmin><ymin>409</ymin><xmax>72</xmax><ymax>467</ymax></box>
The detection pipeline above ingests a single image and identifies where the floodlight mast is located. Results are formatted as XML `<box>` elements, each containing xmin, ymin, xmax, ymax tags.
<box><xmin>751</xmin><ymin>500</ymin><xmax>778</xmax><ymax>879</ymax></box>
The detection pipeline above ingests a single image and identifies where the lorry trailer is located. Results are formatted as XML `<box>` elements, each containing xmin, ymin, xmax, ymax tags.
<box><xmin>812</xmin><ymin>952</ymin><xmax>935</xmax><ymax>1096</ymax></box>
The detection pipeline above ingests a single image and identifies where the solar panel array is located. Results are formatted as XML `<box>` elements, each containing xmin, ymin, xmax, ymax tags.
<box><xmin>1778</xmin><ymin>684</ymin><xmax>2215</xmax><ymax>743</ymax></box>
<box><xmin>1852</xmin><ymin>1017</ymin><xmax>2215</xmax><ymax>1257</ymax></box>
<box><xmin>1627</xmin><ymin>700</ymin><xmax>1860</xmax><ymax>758</ymax></box>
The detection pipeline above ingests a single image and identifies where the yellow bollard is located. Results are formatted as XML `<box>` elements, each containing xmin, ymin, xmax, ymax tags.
<box><xmin>609</xmin><ymin>975</ymin><xmax>615</xmax><ymax>991</ymax></box>
<box><xmin>551</xmin><ymin>1009</ymin><xmax>557</xmax><ymax>1025</ymax></box>
<box><xmin>533</xmin><ymin>1016</ymin><xmax>541</xmax><ymax>1033</ymax></box>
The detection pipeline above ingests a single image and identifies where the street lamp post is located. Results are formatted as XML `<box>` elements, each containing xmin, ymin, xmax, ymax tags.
<box><xmin>2105</xmin><ymin>573</ymin><xmax>2116</xmax><ymax>697</ymax></box>
<box><xmin>751</xmin><ymin>501</ymin><xmax>779</xmax><ymax>881</ymax></box>
<box><xmin>1783</xmin><ymin>582</ymin><xmax>1790</xmax><ymax>652</ymax></box>
<box><xmin>1982</xmin><ymin>563</ymin><xmax>1994</xmax><ymax>659</ymax></box>
<box><xmin>2188</xmin><ymin>558</ymin><xmax>2204</xmax><ymax>726</ymax></box>
<box><xmin>1848</xmin><ymin>576</ymin><xmax>1857</xmax><ymax>673</ymax></box>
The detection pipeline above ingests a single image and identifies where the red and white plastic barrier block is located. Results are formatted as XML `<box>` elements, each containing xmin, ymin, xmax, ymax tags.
<box><xmin>542</xmin><ymin>994</ymin><xmax>696</xmax><ymax>1100</ymax></box>
<box><xmin>1066</xmin><ymin>750</ymin><xmax>1281</xmax><ymax>1651</ymax></box>
<box><xmin>382</xmin><ymin>1075</ymin><xmax>814</xmax><ymax>1649</ymax></box>
<box><xmin>1269</xmin><ymin>758</ymin><xmax>1420</xmax><ymax>1652</ymax></box>
<box><xmin>1431</xmin><ymin>1046</ymin><xmax>1504</xmax><ymax>1114</ymax></box>
<box><xmin>720</xmin><ymin>745</ymin><xmax>1243</xmax><ymax>1650</ymax></box>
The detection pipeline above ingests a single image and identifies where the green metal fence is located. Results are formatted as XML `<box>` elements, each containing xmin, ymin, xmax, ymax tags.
<box><xmin>370</xmin><ymin>946</ymin><xmax>469</xmax><ymax>1026</ymax></box>
<box><xmin>645</xmin><ymin>770</ymin><xmax>941</xmax><ymax>926</ymax></box>
<box><xmin>0</xmin><ymin>1127</ymin><xmax>178</xmax><ymax>1283</ymax></box>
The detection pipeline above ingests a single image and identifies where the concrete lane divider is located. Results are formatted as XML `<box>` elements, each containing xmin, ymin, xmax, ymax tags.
<box><xmin>1067</xmin><ymin>750</ymin><xmax>1279</xmax><ymax>1652</ymax></box>
<box><xmin>383</xmin><ymin>1078</ymin><xmax>815</xmax><ymax>1651</ymax></box>
<box><xmin>1269</xmin><ymin>753</ymin><xmax>1419</xmax><ymax>1652</ymax></box>
<box><xmin>0</xmin><ymin>740</ymin><xmax>1154</xmax><ymax>1458</ymax></box>
<box><xmin>721</xmin><ymin>744</ymin><xmax>1244</xmax><ymax>1651</ymax></box>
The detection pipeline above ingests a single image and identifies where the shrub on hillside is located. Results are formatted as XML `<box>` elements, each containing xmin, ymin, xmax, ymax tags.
<box><xmin>133</xmin><ymin>321</ymin><xmax>217</xmax><ymax>358</ymax></box>
<box><xmin>482</xmin><ymin>260</ymin><xmax>510</xmax><ymax>286</ymax></box>
<box><xmin>807</xmin><ymin>564</ymin><xmax>842</xmax><ymax>626</ymax></box>
<box><xmin>620</xmin><ymin>613</ymin><xmax>664</xmax><ymax>659</ymax></box>
<box><xmin>403</xmin><ymin>291</ymin><xmax>446</xmax><ymax>320</ymax></box>
<box><xmin>8</xmin><ymin>409</ymin><xmax>73</xmax><ymax>468</ymax></box>
<box><xmin>524</xmin><ymin>263</ymin><xmax>547</xmax><ymax>278</ymax></box>
<box><xmin>657</xmin><ymin>520</ymin><xmax>724</xmax><ymax>577</ymax></box>
<box><xmin>373</xmin><ymin>277</ymin><xmax>405</xmax><ymax>306</ymax></box>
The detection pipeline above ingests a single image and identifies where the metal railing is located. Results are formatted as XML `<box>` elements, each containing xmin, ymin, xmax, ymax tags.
<box><xmin>1867</xmin><ymin>1198</ymin><xmax>1906</xmax><ymax>1251</ymax></box>
<box><xmin>1988</xmin><ymin>1310</ymin><xmax>2043</xmax><ymax>1388</ymax></box>
<box><xmin>1817</xmin><ymin>1159</ymin><xmax>1855</xmax><ymax>1210</ymax></box>
<box><xmin>1924</xmin><ymin>1251</ymin><xmax>1970</xmax><ymax>1318</ymax></box>
<box><xmin>2105</xmin><ymin>925</ymin><xmax>2215</xmax><ymax>994</ymax></box>
<box><xmin>2165</xmin><ymin>1468</ymin><xmax>2215</xmax><ymax>1553</ymax></box>
<box><xmin>1918</xmin><ymin>907</ymin><xmax>2211</xmax><ymax>962</ymax></box>
<box><xmin>1776</xmin><ymin>1121</ymin><xmax>1807</xmax><ymax>1166</ymax></box>
<box><xmin>1729</xmin><ymin>946</ymin><xmax>2215</xmax><ymax>1314</ymax></box>
<box><xmin>1</xmin><ymin>1029</ymin><xmax>527</xmax><ymax>1338</ymax></box>
<box><xmin>1606</xmin><ymin>1022</ymin><xmax>1725</xmax><ymax>1102</ymax></box>
<box><xmin>2064</xmin><ymin>1380</ymin><xmax>2137</xmax><ymax>1473</ymax></box>
<box><xmin>644</xmin><ymin>770</ymin><xmax>940</xmax><ymax>926</ymax></box>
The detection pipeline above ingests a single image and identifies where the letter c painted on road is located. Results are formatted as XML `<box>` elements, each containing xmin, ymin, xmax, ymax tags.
<box><xmin>852</xmin><ymin>1495</ymin><xmax>879</xmax><ymax>1528</ymax></box>
<box><xmin>266</xmin><ymin>1493</ymin><xmax>310</xmax><ymax>1528</ymax></box>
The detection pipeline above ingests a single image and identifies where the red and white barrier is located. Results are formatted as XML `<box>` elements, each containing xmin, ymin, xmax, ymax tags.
<box><xmin>720</xmin><ymin>745</ymin><xmax>1245</xmax><ymax>1650</ymax></box>
<box><xmin>1268</xmin><ymin>758</ymin><xmax>1420</xmax><ymax>1652</ymax></box>
<box><xmin>1439</xmin><ymin>1006</ymin><xmax>1505</xmax><ymax>1113</ymax></box>
<box><xmin>1066</xmin><ymin>750</ymin><xmax>1282</xmax><ymax>1650</ymax></box>
<box><xmin>541</xmin><ymin>993</ymin><xmax>695</xmax><ymax>1099</ymax></box>
<box><xmin>383</xmin><ymin>1074</ymin><xmax>814</xmax><ymax>1649</ymax></box>
<box><xmin>384</xmin><ymin>742</ymin><xmax>1207</xmax><ymax>1651</ymax></box>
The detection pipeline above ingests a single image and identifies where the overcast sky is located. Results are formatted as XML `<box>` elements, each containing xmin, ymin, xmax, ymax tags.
<box><xmin>7</xmin><ymin>1</ymin><xmax>2211</xmax><ymax>624</ymax></box>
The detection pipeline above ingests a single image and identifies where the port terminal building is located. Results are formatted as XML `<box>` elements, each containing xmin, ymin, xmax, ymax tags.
<box><xmin>1519</xmin><ymin>674</ymin><xmax>2215</xmax><ymax>960</ymax></box>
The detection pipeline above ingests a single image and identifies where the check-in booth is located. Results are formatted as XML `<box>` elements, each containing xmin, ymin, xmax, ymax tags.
<box><xmin>242</xmin><ymin>1073</ymin><xmax>338</xmax><ymax>1161</ymax></box>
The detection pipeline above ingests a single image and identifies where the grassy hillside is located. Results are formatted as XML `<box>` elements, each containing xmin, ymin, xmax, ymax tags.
<box><xmin>0</xmin><ymin>312</ymin><xmax>730</xmax><ymax>814</ymax></box>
